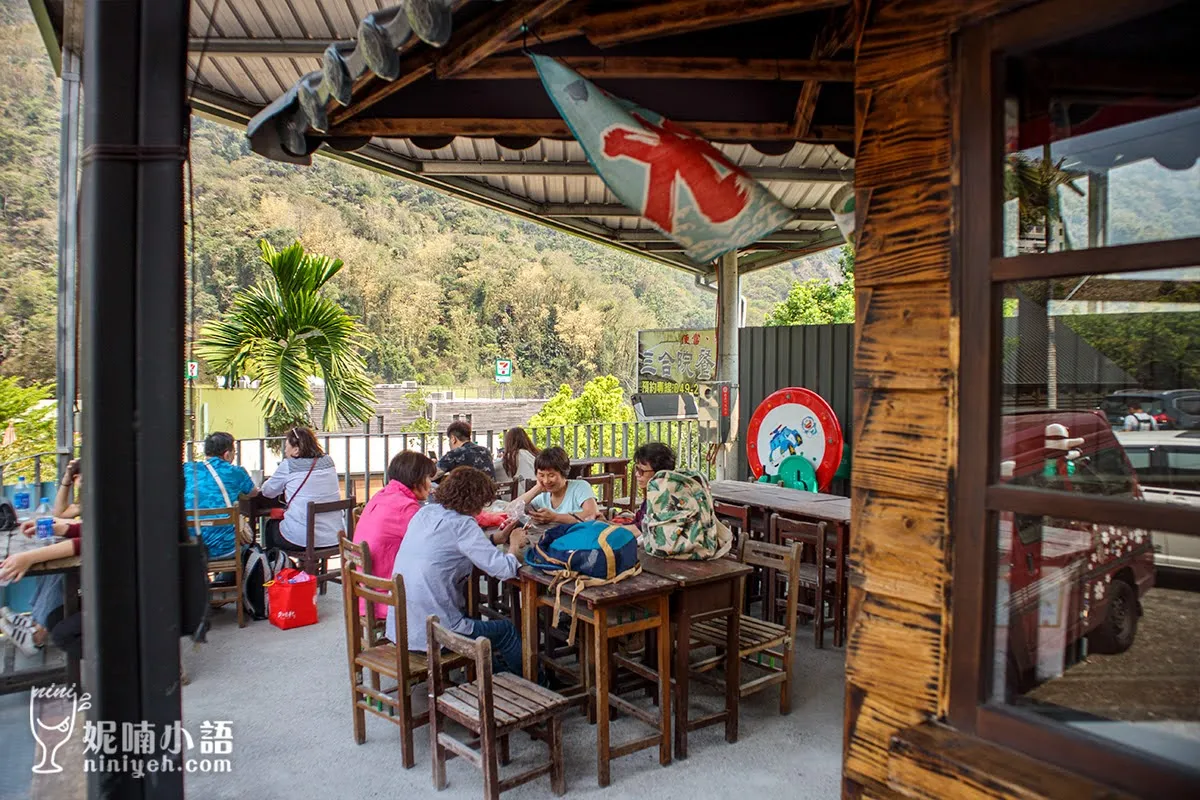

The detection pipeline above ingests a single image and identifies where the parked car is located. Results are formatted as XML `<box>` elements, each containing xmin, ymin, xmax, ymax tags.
<box><xmin>997</xmin><ymin>410</ymin><xmax>1155</xmax><ymax>693</ymax></box>
<box><xmin>1116</xmin><ymin>430</ymin><xmax>1200</xmax><ymax>573</ymax></box>
<box><xmin>1098</xmin><ymin>389</ymin><xmax>1200</xmax><ymax>430</ymax></box>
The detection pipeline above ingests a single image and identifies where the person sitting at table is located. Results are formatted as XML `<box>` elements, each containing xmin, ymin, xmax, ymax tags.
<box><xmin>53</xmin><ymin>457</ymin><xmax>82</xmax><ymax>518</ymax></box>
<box><xmin>389</xmin><ymin>466</ymin><xmax>527</xmax><ymax>673</ymax></box>
<box><xmin>183</xmin><ymin>431</ymin><xmax>259</xmax><ymax>558</ymax></box>
<box><xmin>0</xmin><ymin>518</ymin><xmax>82</xmax><ymax>657</ymax></box>
<box><xmin>515</xmin><ymin>446</ymin><xmax>600</xmax><ymax>526</ymax></box>
<box><xmin>631</xmin><ymin>442</ymin><xmax>677</xmax><ymax>530</ymax></box>
<box><xmin>260</xmin><ymin>426</ymin><xmax>343</xmax><ymax>551</ymax></box>
<box><xmin>355</xmin><ymin>450</ymin><xmax>436</xmax><ymax>620</ymax></box>
<box><xmin>496</xmin><ymin>426</ymin><xmax>540</xmax><ymax>484</ymax></box>
<box><xmin>435</xmin><ymin>420</ymin><xmax>495</xmax><ymax>479</ymax></box>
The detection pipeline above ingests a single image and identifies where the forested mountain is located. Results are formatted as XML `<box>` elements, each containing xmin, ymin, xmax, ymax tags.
<box><xmin>0</xmin><ymin>2</ymin><xmax>840</xmax><ymax>393</ymax></box>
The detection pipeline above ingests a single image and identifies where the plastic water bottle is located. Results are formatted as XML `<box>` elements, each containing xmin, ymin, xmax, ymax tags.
<box><xmin>35</xmin><ymin>497</ymin><xmax>55</xmax><ymax>543</ymax></box>
<box><xmin>13</xmin><ymin>477</ymin><xmax>32</xmax><ymax>521</ymax></box>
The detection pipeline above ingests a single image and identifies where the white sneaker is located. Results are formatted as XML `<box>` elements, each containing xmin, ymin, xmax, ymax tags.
<box><xmin>0</xmin><ymin>616</ymin><xmax>40</xmax><ymax>657</ymax></box>
<box><xmin>0</xmin><ymin>606</ymin><xmax>36</xmax><ymax>631</ymax></box>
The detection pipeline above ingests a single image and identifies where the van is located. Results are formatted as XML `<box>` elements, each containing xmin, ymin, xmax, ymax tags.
<box><xmin>1115</xmin><ymin>430</ymin><xmax>1200</xmax><ymax>573</ymax></box>
<box><xmin>996</xmin><ymin>410</ymin><xmax>1155</xmax><ymax>694</ymax></box>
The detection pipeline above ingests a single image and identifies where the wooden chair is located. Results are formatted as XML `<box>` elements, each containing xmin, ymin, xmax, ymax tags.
<box><xmin>770</xmin><ymin>515</ymin><xmax>840</xmax><ymax>648</ymax></box>
<box><xmin>689</xmin><ymin>537</ymin><xmax>803</xmax><ymax>715</ymax></box>
<box><xmin>340</xmin><ymin>536</ymin><xmax>387</xmax><ymax>641</ymax></box>
<box><xmin>493</xmin><ymin>478</ymin><xmax>519</xmax><ymax>503</ymax></box>
<box><xmin>341</xmin><ymin>545</ymin><xmax>470</xmax><ymax>769</ymax></box>
<box><xmin>189</xmin><ymin>506</ymin><xmax>246</xmax><ymax>628</ymax></box>
<box><xmin>427</xmin><ymin>616</ymin><xmax>570</xmax><ymax>799</ymax></box>
<box><xmin>582</xmin><ymin>473</ymin><xmax>616</xmax><ymax>520</ymax></box>
<box><xmin>301</xmin><ymin>495</ymin><xmax>356</xmax><ymax>595</ymax></box>
<box><xmin>715</xmin><ymin>501</ymin><xmax>761</xmax><ymax>613</ymax></box>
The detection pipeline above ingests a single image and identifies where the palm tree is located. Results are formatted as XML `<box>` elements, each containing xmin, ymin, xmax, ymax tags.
<box><xmin>196</xmin><ymin>240</ymin><xmax>376</xmax><ymax>432</ymax></box>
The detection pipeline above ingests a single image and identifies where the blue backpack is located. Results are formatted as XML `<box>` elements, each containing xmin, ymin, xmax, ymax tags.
<box><xmin>525</xmin><ymin>520</ymin><xmax>643</xmax><ymax>643</ymax></box>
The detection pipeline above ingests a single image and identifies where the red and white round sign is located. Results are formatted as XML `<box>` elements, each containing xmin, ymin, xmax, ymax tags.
<box><xmin>746</xmin><ymin>387</ymin><xmax>843</xmax><ymax>490</ymax></box>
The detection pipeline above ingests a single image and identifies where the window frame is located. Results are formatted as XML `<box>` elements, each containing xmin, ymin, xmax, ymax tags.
<box><xmin>950</xmin><ymin>0</ymin><xmax>1200</xmax><ymax>794</ymax></box>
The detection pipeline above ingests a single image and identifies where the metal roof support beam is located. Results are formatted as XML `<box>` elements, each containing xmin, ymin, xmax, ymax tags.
<box><xmin>416</xmin><ymin>161</ymin><xmax>854</xmax><ymax>182</ymax></box>
<box><xmin>187</xmin><ymin>37</ymin><xmax>346</xmax><ymax>56</ymax></box>
<box><xmin>736</xmin><ymin>227</ymin><xmax>848</xmax><ymax>273</ymax></box>
<box><xmin>618</xmin><ymin>230</ymin><xmax>818</xmax><ymax>244</ymax></box>
<box><xmin>454</xmin><ymin>56</ymin><xmax>855</xmax><ymax>82</ymax></box>
<box><xmin>541</xmin><ymin>203</ymin><xmax>835</xmax><ymax>221</ymax></box>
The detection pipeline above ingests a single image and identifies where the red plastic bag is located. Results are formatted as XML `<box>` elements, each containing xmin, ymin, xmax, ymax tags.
<box><xmin>475</xmin><ymin>511</ymin><xmax>509</xmax><ymax>529</ymax></box>
<box><xmin>266</xmin><ymin>568</ymin><xmax>318</xmax><ymax>630</ymax></box>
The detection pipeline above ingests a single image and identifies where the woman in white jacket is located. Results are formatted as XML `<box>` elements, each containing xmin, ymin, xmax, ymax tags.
<box><xmin>261</xmin><ymin>426</ymin><xmax>343</xmax><ymax>550</ymax></box>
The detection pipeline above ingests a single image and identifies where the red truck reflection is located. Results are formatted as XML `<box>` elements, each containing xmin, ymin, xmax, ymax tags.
<box><xmin>996</xmin><ymin>410</ymin><xmax>1155</xmax><ymax>696</ymax></box>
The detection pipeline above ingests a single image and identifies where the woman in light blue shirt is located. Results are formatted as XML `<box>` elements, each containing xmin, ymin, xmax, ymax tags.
<box><xmin>516</xmin><ymin>446</ymin><xmax>600</xmax><ymax>526</ymax></box>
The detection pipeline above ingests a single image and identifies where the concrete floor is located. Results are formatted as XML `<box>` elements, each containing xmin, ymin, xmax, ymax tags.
<box><xmin>1</xmin><ymin>586</ymin><xmax>845</xmax><ymax>799</ymax></box>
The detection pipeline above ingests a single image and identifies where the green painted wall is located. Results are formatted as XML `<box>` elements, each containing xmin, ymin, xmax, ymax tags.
<box><xmin>195</xmin><ymin>388</ymin><xmax>264</xmax><ymax>441</ymax></box>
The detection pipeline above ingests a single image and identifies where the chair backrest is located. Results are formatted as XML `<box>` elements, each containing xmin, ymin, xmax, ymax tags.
<box><xmin>738</xmin><ymin>533</ymin><xmax>803</xmax><ymax>640</ymax></box>
<box><xmin>338</xmin><ymin>534</ymin><xmax>374</xmax><ymax>578</ymax></box>
<box><xmin>427</xmin><ymin>615</ymin><xmax>494</xmax><ymax>728</ymax></box>
<box><xmin>185</xmin><ymin>506</ymin><xmax>244</xmax><ymax>545</ymax></box>
<box><xmin>306</xmin><ymin>495</ymin><xmax>358</xmax><ymax>548</ymax></box>
<box><xmin>582</xmin><ymin>473</ymin><xmax>616</xmax><ymax>516</ymax></box>
<box><xmin>343</xmin><ymin>554</ymin><xmax>405</xmax><ymax>653</ymax></box>
<box><xmin>493</xmin><ymin>478</ymin><xmax>518</xmax><ymax>503</ymax></box>
<box><xmin>769</xmin><ymin>514</ymin><xmax>830</xmax><ymax>565</ymax></box>
<box><xmin>714</xmin><ymin>501</ymin><xmax>750</xmax><ymax>533</ymax></box>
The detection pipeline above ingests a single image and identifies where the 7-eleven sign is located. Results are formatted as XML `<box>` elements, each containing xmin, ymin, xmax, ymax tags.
<box><xmin>494</xmin><ymin>359</ymin><xmax>513</xmax><ymax>384</ymax></box>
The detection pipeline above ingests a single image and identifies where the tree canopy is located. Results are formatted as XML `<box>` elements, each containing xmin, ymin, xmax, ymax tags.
<box><xmin>765</xmin><ymin>247</ymin><xmax>855</xmax><ymax>326</ymax></box>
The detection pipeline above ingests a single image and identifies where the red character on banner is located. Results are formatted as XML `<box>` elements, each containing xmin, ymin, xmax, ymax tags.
<box><xmin>603</xmin><ymin>114</ymin><xmax>751</xmax><ymax>233</ymax></box>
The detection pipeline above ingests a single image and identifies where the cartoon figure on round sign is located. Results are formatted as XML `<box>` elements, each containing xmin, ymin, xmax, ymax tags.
<box><xmin>768</xmin><ymin>424</ymin><xmax>804</xmax><ymax>466</ymax></box>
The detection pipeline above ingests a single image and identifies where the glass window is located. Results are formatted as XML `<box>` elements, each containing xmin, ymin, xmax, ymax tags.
<box><xmin>1122</xmin><ymin>446</ymin><xmax>1151</xmax><ymax>472</ymax></box>
<box><xmin>1166</xmin><ymin>448</ymin><xmax>1200</xmax><ymax>491</ymax></box>
<box><xmin>1000</xmin><ymin>5</ymin><xmax>1200</xmax><ymax>256</ymax></box>
<box><xmin>991</xmin><ymin>513</ymin><xmax>1200</xmax><ymax>766</ymax></box>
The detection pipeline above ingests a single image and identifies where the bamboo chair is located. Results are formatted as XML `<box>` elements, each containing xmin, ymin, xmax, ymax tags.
<box><xmin>428</xmin><ymin>616</ymin><xmax>570</xmax><ymax>800</ymax></box>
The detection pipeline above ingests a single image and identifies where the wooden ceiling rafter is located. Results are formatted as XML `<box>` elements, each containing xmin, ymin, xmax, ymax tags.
<box><xmin>503</xmin><ymin>0</ymin><xmax>852</xmax><ymax>51</ymax></box>
<box><xmin>791</xmin><ymin>0</ymin><xmax>870</xmax><ymax>138</ymax></box>
<box><xmin>328</xmin><ymin>0</ymin><xmax>567</xmax><ymax>128</ymax></box>
<box><xmin>454</xmin><ymin>55</ymin><xmax>855</xmax><ymax>82</ymax></box>
<box><xmin>330</xmin><ymin>116</ymin><xmax>854</xmax><ymax>143</ymax></box>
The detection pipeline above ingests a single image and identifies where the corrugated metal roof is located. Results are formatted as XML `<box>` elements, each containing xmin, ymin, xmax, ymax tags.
<box><xmin>181</xmin><ymin>1</ymin><xmax>853</xmax><ymax>274</ymax></box>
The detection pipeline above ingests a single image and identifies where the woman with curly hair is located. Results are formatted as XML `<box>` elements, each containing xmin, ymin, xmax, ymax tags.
<box><xmin>388</xmin><ymin>466</ymin><xmax>528</xmax><ymax>673</ymax></box>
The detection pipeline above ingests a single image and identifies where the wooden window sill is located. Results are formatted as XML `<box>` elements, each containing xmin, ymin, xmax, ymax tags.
<box><xmin>887</xmin><ymin>722</ymin><xmax>1135</xmax><ymax>800</ymax></box>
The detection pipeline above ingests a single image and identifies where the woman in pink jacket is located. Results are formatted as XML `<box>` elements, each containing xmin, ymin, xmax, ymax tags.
<box><xmin>355</xmin><ymin>451</ymin><xmax>437</xmax><ymax>619</ymax></box>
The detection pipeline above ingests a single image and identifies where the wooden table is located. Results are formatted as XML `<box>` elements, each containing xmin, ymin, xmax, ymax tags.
<box><xmin>638</xmin><ymin>552</ymin><xmax>751</xmax><ymax>760</ymax></box>
<box><xmin>519</xmin><ymin>566</ymin><xmax>675</xmax><ymax>787</ymax></box>
<box><xmin>0</xmin><ymin>531</ymin><xmax>82</xmax><ymax>694</ymax></box>
<box><xmin>708</xmin><ymin>480</ymin><xmax>851</xmax><ymax>644</ymax></box>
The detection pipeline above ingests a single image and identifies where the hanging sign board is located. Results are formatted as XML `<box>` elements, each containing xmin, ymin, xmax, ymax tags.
<box><xmin>494</xmin><ymin>358</ymin><xmax>513</xmax><ymax>384</ymax></box>
<box><xmin>637</xmin><ymin>329</ymin><xmax>716</xmax><ymax>395</ymax></box>
<box><xmin>185</xmin><ymin>361</ymin><xmax>199</xmax><ymax>381</ymax></box>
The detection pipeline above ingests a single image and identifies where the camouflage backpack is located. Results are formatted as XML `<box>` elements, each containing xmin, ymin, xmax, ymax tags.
<box><xmin>642</xmin><ymin>470</ymin><xmax>733</xmax><ymax>560</ymax></box>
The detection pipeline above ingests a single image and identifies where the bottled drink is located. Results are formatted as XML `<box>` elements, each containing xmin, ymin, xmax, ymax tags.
<box><xmin>13</xmin><ymin>477</ymin><xmax>32</xmax><ymax>521</ymax></box>
<box><xmin>35</xmin><ymin>497</ymin><xmax>55</xmax><ymax>543</ymax></box>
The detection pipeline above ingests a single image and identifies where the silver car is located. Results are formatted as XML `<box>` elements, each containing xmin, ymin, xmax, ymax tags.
<box><xmin>1116</xmin><ymin>431</ymin><xmax>1200</xmax><ymax>572</ymax></box>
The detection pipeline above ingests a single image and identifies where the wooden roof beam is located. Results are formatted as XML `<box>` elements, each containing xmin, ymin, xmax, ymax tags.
<box><xmin>455</xmin><ymin>56</ymin><xmax>854</xmax><ymax>82</ymax></box>
<box><xmin>511</xmin><ymin>0</ymin><xmax>852</xmax><ymax>50</ymax></box>
<box><xmin>414</xmin><ymin>160</ymin><xmax>854</xmax><ymax>183</ymax></box>
<box><xmin>435</xmin><ymin>0</ymin><xmax>573</xmax><ymax>78</ymax></box>
<box><xmin>330</xmin><ymin>116</ymin><xmax>854</xmax><ymax>143</ymax></box>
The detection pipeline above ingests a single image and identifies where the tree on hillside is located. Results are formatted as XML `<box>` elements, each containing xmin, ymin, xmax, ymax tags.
<box><xmin>195</xmin><ymin>240</ymin><xmax>376</xmax><ymax>432</ymax></box>
<box><xmin>0</xmin><ymin>376</ymin><xmax>57</xmax><ymax>482</ymax></box>
<box><xmin>526</xmin><ymin>375</ymin><xmax>635</xmax><ymax>456</ymax></box>
<box><xmin>765</xmin><ymin>246</ymin><xmax>855</xmax><ymax>326</ymax></box>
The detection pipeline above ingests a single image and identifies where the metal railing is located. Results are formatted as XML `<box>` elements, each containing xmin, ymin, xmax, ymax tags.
<box><xmin>0</xmin><ymin>450</ymin><xmax>76</xmax><ymax>491</ymax></box>
<box><xmin>185</xmin><ymin>420</ymin><xmax>713</xmax><ymax>502</ymax></box>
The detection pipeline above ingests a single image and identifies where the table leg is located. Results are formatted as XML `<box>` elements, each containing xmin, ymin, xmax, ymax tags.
<box><xmin>725</xmin><ymin>576</ymin><xmax>743</xmax><ymax>744</ymax></box>
<box><xmin>656</xmin><ymin>594</ymin><xmax>671</xmax><ymax>767</ymax></box>
<box><xmin>593</xmin><ymin>610</ymin><xmax>610</xmax><ymax>787</ymax></box>
<box><xmin>520</xmin><ymin>578</ymin><xmax>537</xmax><ymax>682</ymax></box>
<box><xmin>674</xmin><ymin>591</ymin><xmax>691</xmax><ymax>760</ymax></box>
<box><xmin>65</xmin><ymin>569</ymin><xmax>81</xmax><ymax>688</ymax></box>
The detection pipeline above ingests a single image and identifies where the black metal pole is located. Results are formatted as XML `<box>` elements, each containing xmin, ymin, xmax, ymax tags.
<box><xmin>80</xmin><ymin>0</ymin><xmax>188</xmax><ymax>797</ymax></box>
